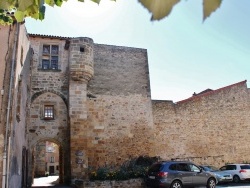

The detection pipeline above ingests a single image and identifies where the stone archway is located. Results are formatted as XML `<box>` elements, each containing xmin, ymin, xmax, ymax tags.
<box><xmin>31</xmin><ymin>139</ymin><xmax>65</xmax><ymax>185</ymax></box>
<box><xmin>27</xmin><ymin>91</ymin><xmax>70</xmax><ymax>186</ymax></box>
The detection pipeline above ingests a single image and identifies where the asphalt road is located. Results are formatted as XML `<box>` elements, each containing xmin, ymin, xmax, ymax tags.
<box><xmin>207</xmin><ymin>182</ymin><xmax>250</xmax><ymax>188</ymax></box>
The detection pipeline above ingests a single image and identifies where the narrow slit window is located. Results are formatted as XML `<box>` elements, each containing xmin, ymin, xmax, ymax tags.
<box><xmin>44</xmin><ymin>105</ymin><xmax>54</xmax><ymax>120</ymax></box>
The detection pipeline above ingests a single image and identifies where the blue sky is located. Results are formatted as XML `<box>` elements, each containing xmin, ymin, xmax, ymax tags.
<box><xmin>25</xmin><ymin>0</ymin><xmax>250</xmax><ymax>102</ymax></box>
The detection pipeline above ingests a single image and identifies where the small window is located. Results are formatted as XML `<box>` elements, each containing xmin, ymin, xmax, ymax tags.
<box><xmin>41</xmin><ymin>44</ymin><xmax>59</xmax><ymax>70</ymax></box>
<box><xmin>50</xmin><ymin>157</ymin><xmax>55</xmax><ymax>163</ymax></box>
<box><xmin>44</xmin><ymin>105</ymin><xmax>54</xmax><ymax>120</ymax></box>
<box><xmin>80</xmin><ymin>47</ymin><xmax>84</xmax><ymax>52</ymax></box>
<box><xmin>43</xmin><ymin>45</ymin><xmax>50</xmax><ymax>54</ymax></box>
<box><xmin>42</xmin><ymin>60</ymin><xmax>50</xmax><ymax>69</ymax></box>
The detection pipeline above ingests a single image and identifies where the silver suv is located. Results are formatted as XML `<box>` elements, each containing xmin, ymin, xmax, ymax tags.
<box><xmin>145</xmin><ymin>160</ymin><xmax>217</xmax><ymax>188</ymax></box>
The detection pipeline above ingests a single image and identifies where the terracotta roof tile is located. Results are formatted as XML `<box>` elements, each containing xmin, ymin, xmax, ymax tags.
<box><xmin>28</xmin><ymin>33</ymin><xmax>72</xmax><ymax>40</ymax></box>
<box><xmin>177</xmin><ymin>80</ymin><xmax>247</xmax><ymax>104</ymax></box>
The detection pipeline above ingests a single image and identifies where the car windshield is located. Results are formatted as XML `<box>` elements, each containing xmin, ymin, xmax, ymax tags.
<box><xmin>203</xmin><ymin>166</ymin><xmax>220</xmax><ymax>171</ymax></box>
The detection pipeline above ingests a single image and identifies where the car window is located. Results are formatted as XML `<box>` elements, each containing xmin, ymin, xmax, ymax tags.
<box><xmin>240</xmin><ymin>165</ymin><xmax>250</xmax><ymax>169</ymax></box>
<box><xmin>169</xmin><ymin>164</ymin><xmax>177</xmax><ymax>171</ymax></box>
<box><xmin>199</xmin><ymin>166</ymin><xmax>206</xmax><ymax>171</ymax></box>
<box><xmin>189</xmin><ymin>164</ymin><xmax>200</xmax><ymax>172</ymax></box>
<box><xmin>220</xmin><ymin>166</ymin><xmax>226</xmax><ymax>171</ymax></box>
<box><xmin>176</xmin><ymin>163</ymin><xmax>190</xmax><ymax>171</ymax></box>
<box><xmin>207</xmin><ymin>166</ymin><xmax>219</xmax><ymax>171</ymax></box>
<box><xmin>149</xmin><ymin>163</ymin><xmax>163</xmax><ymax>172</ymax></box>
<box><xmin>226</xmin><ymin>165</ymin><xmax>236</xmax><ymax>170</ymax></box>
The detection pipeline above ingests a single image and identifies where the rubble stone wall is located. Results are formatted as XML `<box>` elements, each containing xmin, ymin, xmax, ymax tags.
<box><xmin>152</xmin><ymin>82</ymin><xmax>250</xmax><ymax>167</ymax></box>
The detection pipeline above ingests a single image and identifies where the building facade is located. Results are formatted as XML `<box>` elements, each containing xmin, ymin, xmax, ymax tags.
<box><xmin>1</xmin><ymin>22</ymin><xmax>250</xmax><ymax>188</ymax></box>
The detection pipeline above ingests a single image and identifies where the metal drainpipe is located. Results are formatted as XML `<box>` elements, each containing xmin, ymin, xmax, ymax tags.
<box><xmin>2</xmin><ymin>22</ymin><xmax>19</xmax><ymax>188</ymax></box>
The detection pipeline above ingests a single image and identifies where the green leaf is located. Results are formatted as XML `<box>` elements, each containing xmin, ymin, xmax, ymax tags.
<box><xmin>45</xmin><ymin>0</ymin><xmax>55</xmax><ymax>6</ymax></box>
<box><xmin>18</xmin><ymin>0</ymin><xmax>34</xmax><ymax>11</ymax></box>
<box><xmin>27</xmin><ymin>5</ymin><xmax>40</xmax><ymax>19</ymax></box>
<box><xmin>203</xmin><ymin>0</ymin><xmax>222</xmax><ymax>21</ymax></box>
<box><xmin>0</xmin><ymin>1</ymin><xmax>12</xmax><ymax>9</ymax></box>
<box><xmin>14</xmin><ymin>10</ymin><xmax>25</xmax><ymax>22</ymax></box>
<box><xmin>139</xmin><ymin>0</ymin><xmax>180</xmax><ymax>21</ymax></box>
<box><xmin>91</xmin><ymin>0</ymin><xmax>101</xmax><ymax>4</ymax></box>
<box><xmin>54</xmin><ymin>0</ymin><xmax>63</xmax><ymax>6</ymax></box>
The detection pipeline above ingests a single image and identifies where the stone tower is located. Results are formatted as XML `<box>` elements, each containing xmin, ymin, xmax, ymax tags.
<box><xmin>69</xmin><ymin>37</ymin><xmax>94</xmax><ymax>178</ymax></box>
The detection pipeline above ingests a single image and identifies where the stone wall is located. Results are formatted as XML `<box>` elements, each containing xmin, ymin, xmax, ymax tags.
<box><xmin>152</xmin><ymin>81</ymin><xmax>250</xmax><ymax>167</ymax></box>
<box><xmin>28</xmin><ymin>35</ymin><xmax>70</xmax><ymax>184</ymax></box>
<box><xmin>75</xmin><ymin>179</ymin><xmax>145</xmax><ymax>188</ymax></box>
<box><xmin>85</xmin><ymin>95</ymin><xmax>154</xmax><ymax>168</ymax></box>
<box><xmin>68</xmin><ymin>43</ymin><xmax>154</xmax><ymax>179</ymax></box>
<box><xmin>34</xmin><ymin>142</ymin><xmax>46</xmax><ymax>177</ymax></box>
<box><xmin>29</xmin><ymin>35</ymin><xmax>69</xmax><ymax>98</ymax></box>
<box><xmin>89</xmin><ymin>44</ymin><xmax>151</xmax><ymax>97</ymax></box>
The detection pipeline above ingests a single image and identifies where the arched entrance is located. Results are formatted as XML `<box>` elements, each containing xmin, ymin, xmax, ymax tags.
<box><xmin>30</xmin><ymin>139</ymin><xmax>66</xmax><ymax>186</ymax></box>
<box><xmin>27</xmin><ymin>91</ymin><xmax>70</xmax><ymax>186</ymax></box>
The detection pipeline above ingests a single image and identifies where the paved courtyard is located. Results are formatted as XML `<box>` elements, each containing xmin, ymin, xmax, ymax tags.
<box><xmin>32</xmin><ymin>176</ymin><xmax>250</xmax><ymax>188</ymax></box>
<box><xmin>32</xmin><ymin>176</ymin><xmax>71</xmax><ymax>187</ymax></box>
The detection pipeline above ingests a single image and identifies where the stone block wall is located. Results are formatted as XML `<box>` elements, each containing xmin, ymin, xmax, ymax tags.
<box><xmin>28</xmin><ymin>91</ymin><xmax>69</xmax><ymax>183</ymax></box>
<box><xmin>34</xmin><ymin>142</ymin><xmax>46</xmax><ymax>177</ymax></box>
<box><xmin>89</xmin><ymin>44</ymin><xmax>151</xmax><ymax>97</ymax></box>
<box><xmin>78</xmin><ymin>179</ymin><xmax>145</xmax><ymax>188</ymax></box>
<box><xmin>85</xmin><ymin>95</ymin><xmax>154</xmax><ymax>168</ymax></box>
<box><xmin>152</xmin><ymin>81</ymin><xmax>250</xmax><ymax>167</ymax></box>
<box><xmin>69</xmin><ymin>43</ymin><xmax>154</xmax><ymax>178</ymax></box>
<box><xmin>29</xmin><ymin>35</ymin><xmax>69</xmax><ymax>98</ymax></box>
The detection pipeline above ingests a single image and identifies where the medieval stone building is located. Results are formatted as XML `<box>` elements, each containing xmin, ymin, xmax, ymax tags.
<box><xmin>1</xmin><ymin>22</ymin><xmax>250</xmax><ymax>188</ymax></box>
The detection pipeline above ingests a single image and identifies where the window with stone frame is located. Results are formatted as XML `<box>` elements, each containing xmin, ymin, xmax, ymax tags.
<box><xmin>50</xmin><ymin>156</ymin><xmax>55</xmax><ymax>163</ymax></box>
<box><xmin>44</xmin><ymin>105</ymin><xmax>54</xmax><ymax>120</ymax></box>
<box><xmin>42</xmin><ymin>44</ymin><xmax>59</xmax><ymax>70</ymax></box>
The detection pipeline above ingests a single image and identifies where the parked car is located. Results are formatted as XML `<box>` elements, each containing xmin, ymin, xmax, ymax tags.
<box><xmin>145</xmin><ymin>160</ymin><xmax>217</xmax><ymax>188</ymax></box>
<box><xmin>199</xmin><ymin>165</ymin><xmax>233</xmax><ymax>184</ymax></box>
<box><xmin>219</xmin><ymin>164</ymin><xmax>250</xmax><ymax>183</ymax></box>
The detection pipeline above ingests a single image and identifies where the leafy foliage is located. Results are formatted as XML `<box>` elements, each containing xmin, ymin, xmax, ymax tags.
<box><xmin>89</xmin><ymin>155</ymin><xmax>159</xmax><ymax>181</ymax></box>
<box><xmin>139</xmin><ymin>0</ymin><xmax>223</xmax><ymax>21</ymax></box>
<box><xmin>0</xmin><ymin>0</ymin><xmax>223</xmax><ymax>25</ymax></box>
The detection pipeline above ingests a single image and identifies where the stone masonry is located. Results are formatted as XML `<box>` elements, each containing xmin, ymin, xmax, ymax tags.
<box><xmin>2</xmin><ymin>22</ymin><xmax>250</xmax><ymax>188</ymax></box>
<box><xmin>152</xmin><ymin>80</ymin><xmax>250</xmax><ymax>167</ymax></box>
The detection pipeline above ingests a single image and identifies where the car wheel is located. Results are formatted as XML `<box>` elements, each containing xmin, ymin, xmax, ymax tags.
<box><xmin>170</xmin><ymin>180</ymin><xmax>183</xmax><ymax>188</ymax></box>
<box><xmin>206</xmin><ymin>178</ymin><xmax>216</xmax><ymax>188</ymax></box>
<box><xmin>233</xmin><ymin>175</ymin><xmax>240</xmax><ymax>183</ymax></box>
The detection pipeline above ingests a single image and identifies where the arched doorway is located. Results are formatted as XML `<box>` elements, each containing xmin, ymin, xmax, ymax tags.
<box><xmin>27</xmin><ymin>91</ymin><xmax>70</xmax><ymax>186</ymax></box>
<box><xmin>31</xmin><ymin>139</ymin><xmax>65</xmax><ymax>186</ymax></box>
